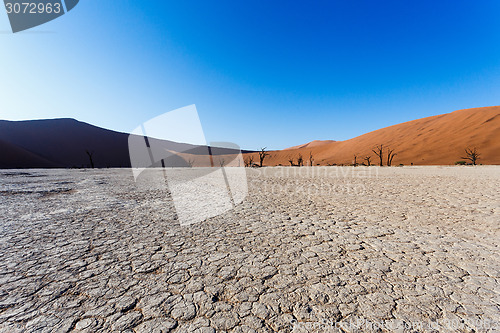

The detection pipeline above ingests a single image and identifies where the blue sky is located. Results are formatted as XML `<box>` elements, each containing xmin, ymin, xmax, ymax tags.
<box><xmin>1</xmin><ymin>0</ymin><xmax>499</xmax><ymax>150</ymax></box>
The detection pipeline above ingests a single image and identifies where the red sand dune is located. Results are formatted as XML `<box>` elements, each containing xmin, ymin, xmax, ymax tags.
<box><xmin>247</xmin><ymin>106</ymin><xmax>500</xmax><ymax>166</ymax></box>
<box><xmin>284</xmin><ymin>140</ymin><xmax>336</xmax><ymax>150</ymax></box>
<box><xmin>1</xmin><ymin>106</ymin><xmax>498</xmax><ymax>168</ymax></box>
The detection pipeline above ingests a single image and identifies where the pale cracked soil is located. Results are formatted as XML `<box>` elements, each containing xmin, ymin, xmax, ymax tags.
<box><xmin>0</xmin><ymin>166</ymin><xmax>499</xmax><ymax>332</ymax></box>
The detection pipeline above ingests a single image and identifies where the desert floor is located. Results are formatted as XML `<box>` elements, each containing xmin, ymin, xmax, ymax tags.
<box><xmin>0</xmin><ymin>166</ymin><xmax>499</xmax><ymax>332</ymax></box>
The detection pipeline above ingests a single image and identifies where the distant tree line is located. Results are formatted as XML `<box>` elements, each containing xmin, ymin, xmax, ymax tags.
<box><xmin>242</xmin><ymin>145</ymin><xmax>484</xmax><ymax>167</ymax></box>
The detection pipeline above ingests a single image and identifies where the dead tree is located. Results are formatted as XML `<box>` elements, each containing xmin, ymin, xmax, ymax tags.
<box><xmin>244</xmin><ymin>155</ymin><xmax>254</xmax><ymax>167</ymax></box>
<box><xmin>372</xmin><ymin>144</ymin><xmax>384</xmax><ymax>166</ymax></box>
<box><xmin>364</xmin><ymin>156</ymin><xmax>372</xmax><ymax>166</ymax></box>
<box><xmin>387</xmin><ymin>148</ymin><xmax>397</xmax><ymax>166</ymax></box>
<box><xmin>187</xmin><ymin>158</ymin><xmax>195</xmax><ymax>167</ymax></box>
<box><xmin>85</xmin><ymin>150</ymin><xmax>95</xmax><ymax>169</ymax></box>
<box><xmin>462</xmin><ymin>147</ymin><xmax>480</xmax><ymax>165</ymax></box>
<box><xmin>258</xmin><ymin>147</ymin><xmax>270</xmax><ymax>167</ymax></box>
<box><xmin>219</xmin><ymin>158</ymin><xmax>225</xmax><ymax>167</ymax></box>
<box><xmin>288</xmin><ymin>157</ymin><xmax>296</xmax><ymax>166</ymax></box>
<box><xmin>297</xmin><ymin>154</ymin><xmax>304</xmax><ymax>167</ymax></box>
<box><xmin>308</xmin><ymin>151</ymin><xmax>314</xmax><ymax>166</ymax></box>
<box><xmin>353</xmin><ymin>154</ymin><xmax>358</xmax><ymax>167</ymax></box>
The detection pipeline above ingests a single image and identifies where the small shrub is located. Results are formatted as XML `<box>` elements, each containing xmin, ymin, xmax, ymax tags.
<box><xmin>455</xmin><ymin>161</ymin><xmax>466</xmax><ymax>165</ymax></box>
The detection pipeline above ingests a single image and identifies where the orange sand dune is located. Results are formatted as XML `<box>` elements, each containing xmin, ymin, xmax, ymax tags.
<box><xmin>248</xmin><ymin>106</ymin><xmax>500</xmax><ymax>166</ymax></box>
<box><xmin>284</xmin><ymin>140</ymin><xmax>336</xmax><ymax>150</ymax></box>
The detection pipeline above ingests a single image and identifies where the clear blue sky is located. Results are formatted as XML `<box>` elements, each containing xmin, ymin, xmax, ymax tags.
<box><xmin>1</xmin><ymin>0</ymin><xmax>499</xmax><ymax>150</ymax></box>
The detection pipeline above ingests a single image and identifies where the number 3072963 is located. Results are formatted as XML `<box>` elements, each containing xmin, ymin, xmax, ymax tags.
<box><xmin>5</xmin><ymin>2</ymin><xmax>62</xmax><ymax>14</ymax></box>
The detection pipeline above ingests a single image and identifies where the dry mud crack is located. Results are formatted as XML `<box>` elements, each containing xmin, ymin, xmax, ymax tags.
<box><xmin>0</xmin><ymin>167</ymin><xmax>499</xmax><ymax>332</ymax></box>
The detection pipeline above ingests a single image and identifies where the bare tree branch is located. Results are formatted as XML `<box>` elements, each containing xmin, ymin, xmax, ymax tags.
<box><xmin>372</xmin><ymin>144</ymin><xmax>384</xmax><ymax>166</ymax></box>
<box><xmin>85</xmin><ymin>150</ymin><xmax>95</xmax><ymax>169</ymax></box>
<box><xmin>244</xmin><ymin>155</ymin><xmax>254</xmax><ymax>167</ymax></box>
<box><xmin>258</xmin><ymin>147</ymin><xmax>270</xmax><ymax>167</ymax></box>
<box><xmin>461</xmin><ymin>147</ymin><xmax>480</xmax><ymax>165</ymax></box>
<box><xmin>387</xmin><ymin>147</ymin><xmax>397</xmax><ymax>166</ymax></box>
<box><xmin>297</xmin><ymin>153</ymin><xmax>304</xmax><ymax>167</ymax></box>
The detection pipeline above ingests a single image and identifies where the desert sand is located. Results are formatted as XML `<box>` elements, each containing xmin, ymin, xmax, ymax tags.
<box><xmin>1</xmin><ymin>106</ymin><xmax>498</xmax><ymax>169</ymax></box>
<box><xmin>0</xmin><ymin>167</ymin><xmax>499</xmax><ymax>332</ymax></box>
<box><xmin>248</xmin><ymin>106</ymin><xmax>500</xmax><ymax>166</ymax></box>
<box><xmin>283</xmin><ymin>140</ymin><xmax>337</xmax><ymax>151</ymax></box>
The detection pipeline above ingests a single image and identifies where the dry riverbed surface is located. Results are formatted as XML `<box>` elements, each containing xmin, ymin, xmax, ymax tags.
<box><xmin>0</xmin><ymin>166</ymin><xmax>499</xmax><ymax>332</ymax></box>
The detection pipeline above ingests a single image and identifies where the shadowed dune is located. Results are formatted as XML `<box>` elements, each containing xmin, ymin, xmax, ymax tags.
<box><xmin>1</xmin><ymin>106</ymin><xmax>498</xmax><ymax>168</ymax></box>
<box><xmin>0</xmin><ymin>139</ymin><xmax>58</xmax><ymax>169</ymax></box>
<box><xmin>0</xmin><ymin>118</ymin><xmax>250</xmax><ymax>169</ymax></box>
<box><xmin>0</xmin><ymin>119</ymin><xmax>133</xmax><ymax>168</ymax></box>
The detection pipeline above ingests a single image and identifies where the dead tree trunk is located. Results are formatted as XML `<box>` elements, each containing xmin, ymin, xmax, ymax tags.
<box><xmin>259</xmin><ymin>148</ymin><xmax>270</xmax><ymax>167</ymax></box>
<box><xmin>85</xmin><ymin>150</ymin><xmax>95</xmax><ymax>169</ymax></box>
<box><xmin>462</xmin><ymin>147</ymin><xmax>480</xmax><ymax>165</ymax></box>
<box><xmin>372</xmin><ymin>144</ymin><xmax>384</xmax><ymax>166</ymax></box>
<box><xmin>244</xmin><ymin>155</ymin><xmax>254</xmax><ymax>167</ymax></box>
<box><xmin>387</xmin><ymin>148</ymin><xmax>396</xmax><ymax>166</ymax></box>
<box><xmin>297</xmin><ymin>154</ymin><xmax>303</xmax><ymax>167</ymax></box>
